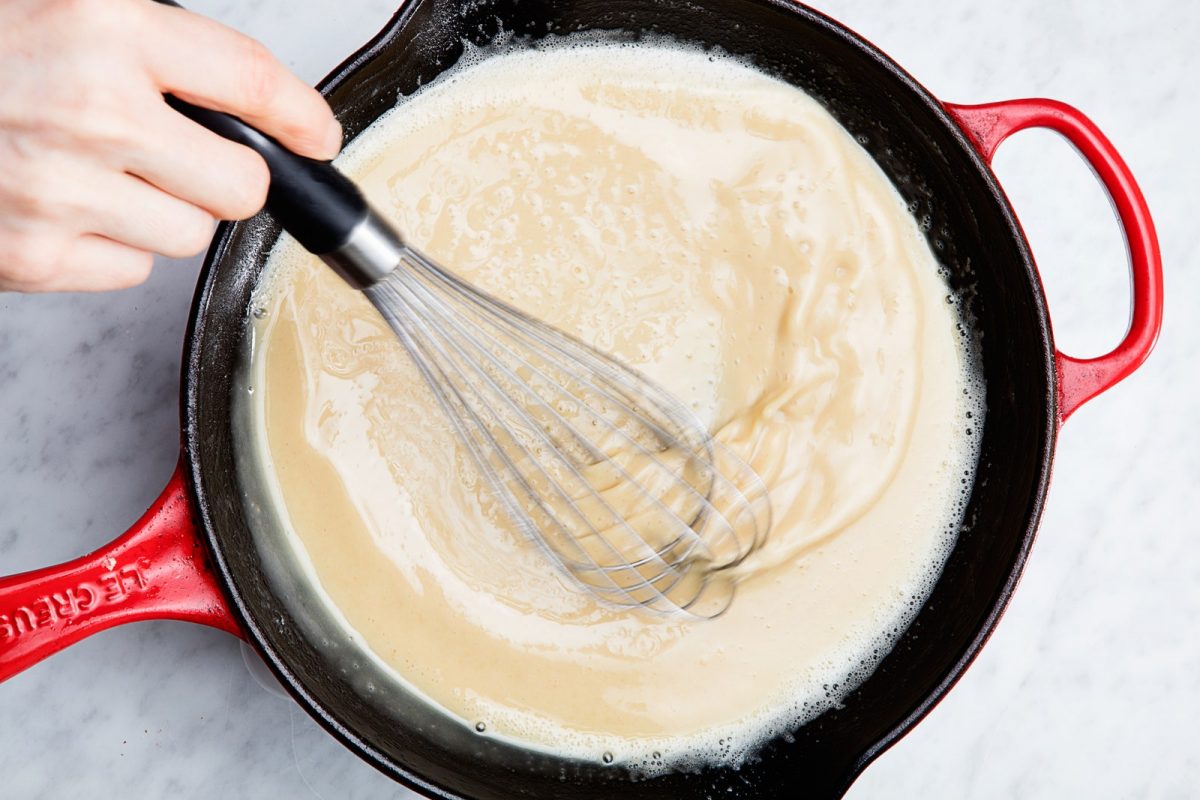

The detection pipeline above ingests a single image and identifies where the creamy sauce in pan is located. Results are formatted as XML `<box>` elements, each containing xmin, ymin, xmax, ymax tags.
<box><xmin>239</xmin><ymin>42</ymin><xmax>982</xmax><ymax>771</ymax></box>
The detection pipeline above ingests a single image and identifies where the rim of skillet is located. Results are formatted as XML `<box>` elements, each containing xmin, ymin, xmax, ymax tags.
<box><xmin>181</xmin><ymin>0</ymin><xmax>1059</xmax><ymax>796</ymax></box>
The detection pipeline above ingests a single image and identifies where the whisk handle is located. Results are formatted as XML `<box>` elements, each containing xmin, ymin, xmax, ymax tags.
<box><xmin>153</xmin><ymin>0</ymin><xmax>365</xmax><ymax>254</ymax></box>
<box><xmin>166</xmin><ymin>96</ymin><xmax>365</xmax><ymax>253</ymax></box>
<box><xmin>167</xmin><ymin>95</ymin><xmax>404</xmax><ymax>287</ymax></box>
<box><xmin>154</xmin><ymin>0</ymin><xmax>369</xmax><ymax>255</ymax></box>
<box><xmin>154</xmin><ymin>0</ymin><xmax>404</xmax><ymax>287</ymax></box>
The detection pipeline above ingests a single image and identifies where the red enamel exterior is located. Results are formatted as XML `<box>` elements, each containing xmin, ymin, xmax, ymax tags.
<box><xmin>0</xmin><ymin>99</ymin><xmax>1163</xmax><ymax>682</ymax></box>
<box><xmin>944</xmin><ymin>99</ymin><xmax>1164</xmax><ymax>423</ymax></box>
<box><xmin>0</xmin><ymin>460</ymin><xmax>241</xmax><ymax>682</ymax></box>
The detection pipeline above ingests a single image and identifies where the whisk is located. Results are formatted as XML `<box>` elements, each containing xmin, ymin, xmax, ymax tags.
<box><xmin>169</xmin><ymin>91</ymin><xmax>772</xmax><ymax>617</ymax></box>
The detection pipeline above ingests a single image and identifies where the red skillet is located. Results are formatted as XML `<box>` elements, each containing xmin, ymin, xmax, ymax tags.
<box><xmin>0</xmin><ymin>1</ymin><xmax>1163</xmax><ymax>797</ymax></box>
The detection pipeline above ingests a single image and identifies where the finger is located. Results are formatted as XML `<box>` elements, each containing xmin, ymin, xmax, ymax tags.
<box><xmin>81</xmin><ymin>171</ymin><xmax>215</xmax><ymax>259</ymax></box>
<box><xmin>124</xmin><ymin>99</ymin><xmax>270</xmax><ymax>221</ymax></box>
<box><xmin>2</xmin><ymin>235</ymin><xmax>153</xmax><ymax>293</ymax></box>
<box><xmin>43</xmin><ymin>235</ymin><xmax>156</xmax><ymax>292</ymax></box>
<box><xmin>139</xmin><ymin>3</ymin><xmax>341</xmax><ymax>160</ymax></box>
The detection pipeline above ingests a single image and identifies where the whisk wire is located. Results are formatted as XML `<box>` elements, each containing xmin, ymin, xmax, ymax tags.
<box><xmin>400</xmin><ymin>251</ymin><xmax>766</xmax><ymax>568</ymax></box>
<box><xmin>404</xmin><ymin>250</ymin><xmax>703</xmax><ymax>450</ymax></box>
<box><xmin>373</xmin><ymin>277</ymin><xmax>694</xmax><ymax>608</ymax></box>
<box><xmin>388</xmin><ymin>268</ymin><xmax>730</xmax><ymax>575</ymax></box>
<box><xmin>382</xmin><ymin>273</ymin><xmax>715</xmax><ymax>605</ymax></box>
<box><xmin>364</xmin><ymin>247</ymin><xmax>773</xmax><ymax>616</ymax></box>
<box><xmin>387</xmin><ymin>266</ymin><xmax>717</xmax><ymax>553</ymax></box>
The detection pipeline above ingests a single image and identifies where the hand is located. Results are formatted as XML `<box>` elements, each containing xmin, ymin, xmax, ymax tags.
<box><xmin>0</xmin><ymin>0</ymin><xmax>341</xmax><ymax>291</ymax></box>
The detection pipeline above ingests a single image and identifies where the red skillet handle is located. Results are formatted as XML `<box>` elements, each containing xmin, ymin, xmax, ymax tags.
<box><xmin>944</xmin><ymin>99</ymin><xmax>1163</xmax><ymax>423</ymax></box>
<box><xmin>0</xmin><ymin>459</ymin><xmax>242</xmax><ymax>682</ymax></box>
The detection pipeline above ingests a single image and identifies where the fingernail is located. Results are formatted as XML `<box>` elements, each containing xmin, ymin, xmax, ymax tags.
<box><xmin>323</xmin><ymin>120</ymin><xmax>343</xmax><ymax>159</ymax></box>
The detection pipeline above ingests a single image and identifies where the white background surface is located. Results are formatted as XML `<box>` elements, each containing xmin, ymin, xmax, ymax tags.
<box><xmin>0</xmin><ymin>1</ymin><xmax>1195</xmax><ymax>797</ymax></box>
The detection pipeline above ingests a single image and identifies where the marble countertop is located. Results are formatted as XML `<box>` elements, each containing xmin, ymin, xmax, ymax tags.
<box><xmin>1</xmin><ymin>0</ymin><xmax>1195</xmax><ymax>797</ymax></box>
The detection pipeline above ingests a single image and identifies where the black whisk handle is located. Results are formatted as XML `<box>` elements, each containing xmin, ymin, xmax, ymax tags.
<box><xmin>154</xmin><ymin>0</ymin><xmax>405</xmax><ymax>286</ymax></box>
<box><xmin>164</xmin><ymin>95</ymin><xmax>369</xmax><ymax>256</ymax></box>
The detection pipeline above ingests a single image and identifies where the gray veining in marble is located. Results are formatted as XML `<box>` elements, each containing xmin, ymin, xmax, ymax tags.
<box><xmin>0</xmin><ymin>1</ymin><xmax>1196</xmax><ymax>797</ymax></box>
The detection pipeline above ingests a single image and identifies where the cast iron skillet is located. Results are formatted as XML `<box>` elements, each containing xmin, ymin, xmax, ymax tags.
<box><xmin>0</xmin><ymin>0</ymin><xmax>1162</xmax><ymax>797</ymax></box>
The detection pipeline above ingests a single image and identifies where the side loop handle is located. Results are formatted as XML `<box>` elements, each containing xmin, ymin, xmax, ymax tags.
<box><xmin>945</xmin><ymin>99</ymin><xmax>1163</xmax><ymax>423</ymax></box>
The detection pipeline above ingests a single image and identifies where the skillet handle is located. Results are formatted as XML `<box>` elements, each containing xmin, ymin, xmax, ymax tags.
<box><xmin>0</xmin><ymin>460</ymin><xmax>241</xmax><ymax>682</ymax></box>
<box><xmin>944</xmin><ymin>99</ymin><xmax>1163</xmax><ymax>423</ymax></box>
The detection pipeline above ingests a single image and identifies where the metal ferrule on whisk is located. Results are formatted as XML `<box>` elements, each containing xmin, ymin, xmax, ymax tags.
<box><xmin>320</xmin><ymin>210</ymin><xmax>408</xmax><ymax>290</ymax></box>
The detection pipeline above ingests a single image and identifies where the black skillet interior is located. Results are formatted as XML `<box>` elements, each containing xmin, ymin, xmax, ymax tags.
<box><xmin>184</xmin><ymin>0</ymin><xmax>1057</xmax><ymax>797</ymax></box>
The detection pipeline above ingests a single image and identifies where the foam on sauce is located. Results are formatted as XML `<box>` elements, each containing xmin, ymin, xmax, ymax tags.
<box><xmin>238</xmin><ymin>40</ymin><xmax>984</xmax><ymax>773</ymax></box>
